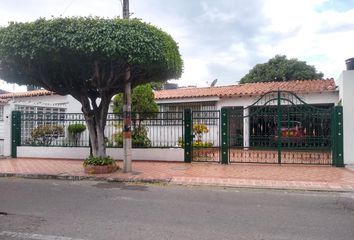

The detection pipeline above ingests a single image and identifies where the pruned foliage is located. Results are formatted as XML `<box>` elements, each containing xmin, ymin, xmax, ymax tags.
<box><xmin>30</xmin><ymin>124</ymin><xmax>64</xmax><ymax>145</ymax></box>
<box><xmin>0</xmin><ymin>17</ymin><xmax>183</xmax><ymax>157</ymax></box>
<box><xmin>0</xmin><ymin>17</ymin><xmax>183</xmax><ymax>94</ymax></box>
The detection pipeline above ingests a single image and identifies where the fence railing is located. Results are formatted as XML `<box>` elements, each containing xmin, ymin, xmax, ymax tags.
<box><xmin>20</xmin><ymin>112</ymin><xmax>184</xmax><ymax>148</ymax></box>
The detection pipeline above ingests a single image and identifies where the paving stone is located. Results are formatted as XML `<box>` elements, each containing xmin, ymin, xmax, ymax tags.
<box><xmin>0</xmin><ymin>158</ymin><xmax>354</xmax><ymax>191</ymax></box>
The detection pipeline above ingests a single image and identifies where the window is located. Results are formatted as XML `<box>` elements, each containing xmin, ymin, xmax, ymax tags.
<box><xmin>159</xmin><ymin>101</ymin><xmax>217</xmax><ymax>112</ymax></box>
<box><xmin>159</xmin><ymin>101</ymin><xmax>218</xmax><ymax>125</ymax></box>
<box><xmin>15</xmin><ymin>105</ymin><xmax>66</xmax><ymax>144</ymax></box>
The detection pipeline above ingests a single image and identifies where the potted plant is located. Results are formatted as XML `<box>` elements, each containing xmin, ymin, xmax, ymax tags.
<box><xmin>192</xmin><ymin>124</ymin><xmax>214</xmax><ymax>160</ymax></box>
<box><xmin>83</xmin><ymin>156</ymin><xmax>119</xmax><ymax>174</ymax></box>
<box><xmin>68</xmin><ymin>123</ymin><xmax>86</xmax><ymax>146</ymax></box>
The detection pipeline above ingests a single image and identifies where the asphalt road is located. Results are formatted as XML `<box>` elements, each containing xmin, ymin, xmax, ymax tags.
<box><xmin>0</xmin><ymin>178</ymin><xmax>353</xmax><ymax>240</ymax></box>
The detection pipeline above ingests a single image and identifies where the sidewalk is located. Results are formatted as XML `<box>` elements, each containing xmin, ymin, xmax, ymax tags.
<box><xmin>1</xmin><ymin>158</ymin><xmax>354</xmax><ymax>192</ymax></box>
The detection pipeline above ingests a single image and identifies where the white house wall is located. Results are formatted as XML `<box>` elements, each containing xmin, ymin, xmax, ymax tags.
<box><xmin>338</xmin><ymin>71</ymin><xmax>354</xmax><ymax>164</ymax></box>
<box><xmin>12</xmin><ymin>94</ymin><xmax>82</xmax><ymax>113</ymax></box>
<box><xmin>217</xmin><ymin>92</ymin><xmax>339</xmax><ymax>109</ymax></box>
<box><xmin>17</xmin><ymin>146</ymin><xmax>184</xmax><ymax>162</ymax></box>
<box><xmin>2</xmin><ymin>103</ymin><xmax>15</xmax><ymax>156</ymax></box>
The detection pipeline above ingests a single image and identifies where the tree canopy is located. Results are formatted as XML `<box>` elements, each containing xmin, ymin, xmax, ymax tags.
<box><xmin>0</xmin><ymin>17</ymin><xmax>183</xmax><ymax>94</ymax></box>
<box><xmin>240</xmin><ymin>55</ymin><xmax>323</xmax><ymax>84</ymax></box>
<box><xmin>0</xmin><ymin>17</ymin><xmax>183</xmax><ymax>157</ymax></box>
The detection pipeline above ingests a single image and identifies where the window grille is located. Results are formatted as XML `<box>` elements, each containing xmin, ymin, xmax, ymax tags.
<box><xmin>15</xmin><ymin>105</ymin><xmax>66</xmax><ymax>144</ymax></box>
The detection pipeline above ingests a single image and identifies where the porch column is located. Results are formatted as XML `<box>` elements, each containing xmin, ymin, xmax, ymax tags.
<box><xmin>243</xmin><ymin>107</ymin><xmax>250</xmax><ymax>148</ymax></box>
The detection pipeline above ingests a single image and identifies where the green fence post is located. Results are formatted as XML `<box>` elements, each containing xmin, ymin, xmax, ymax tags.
<box><xmin>276</xmin><ymin>91</ymin><xmax>282</xmax><ymax>164</ymax></box>
<box><xmin>184</xmin><ymin>109</ymin><xmax>192</xmax><ymax>163</ymax></box>
<box><xmin>333</xmin><ymin>106</ymin><xmax>344</xmax><ymax>167</ymax></box>
<box><xmin>331</xmin><ymin>109</ymin><xmax>337</xmax><ymax>166</ymax></box>
<box><xmin>221</xmin><ymin>108</ymin><xmax>229</xmax><ymax>164</ymax></box>
<box><xmin>11</xmin><ymin>111</ymin><xmax>21</xmax><ymax>158</ymax></box>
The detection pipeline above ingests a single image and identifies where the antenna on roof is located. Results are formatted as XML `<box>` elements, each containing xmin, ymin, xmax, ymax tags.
<box><xmin>210</xmin><ymin>79</ymin><xmax>218</xmax><ymax>87</ymax></box>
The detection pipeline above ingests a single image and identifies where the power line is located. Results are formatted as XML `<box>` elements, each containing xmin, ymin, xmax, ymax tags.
<box><xmin>62</xmin><ymin>0</ymin><xmax>76</xmax><ymax>16</ymax></box>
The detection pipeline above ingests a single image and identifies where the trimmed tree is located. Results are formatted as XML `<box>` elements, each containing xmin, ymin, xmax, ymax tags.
<box><xmin>240</xmin><ymin>55</ymin><xmax>323</xmax><ymax>83</ymax></box>
<box><xmin>0</xmin><ymin>17</ymin><xmax>183</xmax><ymax>157</ymax></box>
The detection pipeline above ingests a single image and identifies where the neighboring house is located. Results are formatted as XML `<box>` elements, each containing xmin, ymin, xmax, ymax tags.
<box><xmin>154</xmin><ymin>79</ymin><xmax>339</xmax><ymax>110</ymax></box>
<box><xmin>0</xmin><ymin>90</ymin><xmax>83</xmax><ymax>156</ymax></box>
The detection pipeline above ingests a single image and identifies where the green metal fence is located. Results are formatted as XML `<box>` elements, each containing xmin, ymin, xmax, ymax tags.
<box><xmin>225</xmin><ymin>91</ymin><xmax>340</xmax><ymax>165</ymax></box>
<box><xmin>12</xmin><ymin>90</ymin><xmax>344</xmax><ymax>166</ymax></box>
<box><xmin>191</xmin><ymin>110</ymin><xmax>220</xmax><ymax>162</ymax></box>
<box><xmin>18</xmin><ymin>111</ymin><xmax>184</xmax><ymax>149</ymax></box>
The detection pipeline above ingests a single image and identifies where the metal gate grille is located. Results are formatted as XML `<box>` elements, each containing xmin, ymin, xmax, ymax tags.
<box><xmin>191</xmin><ymin>110</ymin><xmax>220</xmax><ymax>162</ymax></box>
<box><xmin>227</xmin><ymin>91</ymin><xmax>336</xmax><ymax>165</ymax></box>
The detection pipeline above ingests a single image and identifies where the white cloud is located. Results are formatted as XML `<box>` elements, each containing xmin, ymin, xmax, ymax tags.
<box><xmin>259</xmin><ymin>0</ymin><xmax>354</xmax><ymax>78</ymax></box>
<box><xmin>0</xmin><ymin>0</ymin><xmax>354</xmax><ymax>92</ymax></box>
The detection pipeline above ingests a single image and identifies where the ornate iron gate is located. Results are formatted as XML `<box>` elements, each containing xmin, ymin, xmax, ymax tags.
<box><xmin>184</xmin><ymin>109</ymin><xmax>221</xmax><ymax>162</ymax></box>
<box><xmin>222</xmin><ymin>91</ymin><xmax>343</xmax><ymax>165</ymax></box>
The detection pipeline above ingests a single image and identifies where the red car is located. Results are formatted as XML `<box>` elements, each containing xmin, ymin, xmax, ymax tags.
<box><xmin>275</xmin><ymin>121</ymin><xmax>305</xmax><ymax>143</ymax></box>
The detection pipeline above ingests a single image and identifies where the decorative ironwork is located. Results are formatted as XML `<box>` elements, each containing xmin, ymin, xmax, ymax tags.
<box><xmin>228</xmin><ymin>91</ymin><xmax>335</xmax><ymax>165</ymax></box>
<box><xmin>191</xmin><ymin>110</ymin><xmax>220</xmax><ymax>162</ymax></box>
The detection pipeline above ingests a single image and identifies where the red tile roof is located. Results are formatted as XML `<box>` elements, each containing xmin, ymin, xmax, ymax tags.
<box><xmin>154</xmin><ymin>79</ymin><xmax>337</xmax><ymax>100</ymax></box>
<box><xmin>0</xmin><ymin>89</ymin><xmax>54</xmax><ymax>99</ymax></box>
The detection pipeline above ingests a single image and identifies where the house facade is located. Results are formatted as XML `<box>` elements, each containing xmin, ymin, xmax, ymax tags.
<box><xmin>155</xmin><ymin>79</ymin><xmax>339</xmax><ymax>151</ymax></box>
<box><xmin>0</xmin><ymin>90</ymin><xmax>82</xmax><ymax>156</ymax></box>
<box><xmin>0</xmin><ymin>78</ymin><xmax>346</xmax><ymax>164</ymax></box>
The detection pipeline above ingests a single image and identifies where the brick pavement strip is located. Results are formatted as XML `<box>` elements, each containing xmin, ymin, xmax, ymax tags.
<box><xmin>1</xmin><ymin>158</ymin><xmax>354</xmax><ymax>192</ymax></box>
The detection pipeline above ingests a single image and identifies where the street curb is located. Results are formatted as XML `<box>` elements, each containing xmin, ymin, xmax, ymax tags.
<box><xmin>170</xmin><ymin>181</ymin><xmax>354</xmax><ymax>193</ymax></box>
<box><xmin>0</xmin><ymin>173</ymin><xmax>171</xmax><ymax>184</ymax></box>
<box><xmin>1</xmin><ymin>173</ymin><xmax>353</xmax><ymax>193</ymax></box>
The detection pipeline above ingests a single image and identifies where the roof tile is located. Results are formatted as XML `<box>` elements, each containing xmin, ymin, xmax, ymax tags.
<box><xmin>154</xmin><ymin>79</ymin><xmax>337</xmax><ymax>100</ymax></box>
<box><xmin>0</xmin><ymin>89</ymin><xmax>54</xmax><ymax>99</ymax></box>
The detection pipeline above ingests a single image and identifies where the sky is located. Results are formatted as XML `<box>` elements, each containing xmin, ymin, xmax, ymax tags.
<box><xmin>0</xmin><ymin>0</ymin><xmax>354</xmax><ymax>92</ymax></box>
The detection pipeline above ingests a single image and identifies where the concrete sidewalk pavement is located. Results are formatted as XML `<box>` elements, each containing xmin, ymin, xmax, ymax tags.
<box><xmin>1</xmin><ymin>158</ymin><xmax>354</xmax><ymax>192</ymax></box>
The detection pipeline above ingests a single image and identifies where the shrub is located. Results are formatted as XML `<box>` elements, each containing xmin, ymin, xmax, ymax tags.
<box><xmin>177</xmin><ymin>137</ymin><xmax>184</xmax><ymax>147</ymax></box>
<box><xmin>31</xmin><ymin>124</ymin><xmax>64</xmax><ymax>145</ymax></box>
<box><xmin>177</xmin><ymin>137</ymin><xmax>213</xmax><ymax>149</ymax></box>
<box><xmin>68</xmin><ymin>123</ymin><xmax>86</xmax><ymax>134</ymax></box>
<box><xmin>68</xmin><ymin>123</ymin><xmax>86</xmax><ymax>146</ymax></box>
<box><xmin>193</xmin><ymin>141</ymin><xmax>213</xmax><ymax>148</ymax></box>
<box><xmin>114</xmin><ymin>126</ymin><xmax>152</xmax><ymax>147</ymax></box>
<box><xmin>83</xmin><ymin>155</ymin><xmax>115</xmax><ymax>166</ymax></box>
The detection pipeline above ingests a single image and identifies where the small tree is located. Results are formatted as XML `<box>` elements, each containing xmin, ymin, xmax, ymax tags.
<box><xmin>112</xmin><ymin>83</ymin><xmax>159</xmax><ymax>127</ymax></box>
<box><xmin>0</xmin><ymin>17</ymin><xmax>183</xmax><ymax>158</ymax></box>
<box><xmin>68</xmin><ymin>123</ymin><xmax>86</xmax><ymax>146</ymax></box>
<box><xmin>240</xmin><ymin>55</ymin><xmax>323</xmax><ymax>83</ymax></box>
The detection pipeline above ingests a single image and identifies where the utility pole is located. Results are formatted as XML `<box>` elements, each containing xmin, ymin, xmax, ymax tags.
<box><xmin>122</xmin><ymin>0</ymin><xmax>132</xmax><ymax>172</ymax></box>
<box><xmin>123</xmin><ymin>0</ymin><xmax>129</xmax><ymax>19</ymax></box>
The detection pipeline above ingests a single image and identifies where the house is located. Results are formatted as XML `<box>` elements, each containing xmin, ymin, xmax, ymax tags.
<box><xmin>154</xmin><ymin>79</ymin><xmax>339</xmax><ymax>158</ymax></box>
<box><xmin>0</xmin><ymin>78</ymin><xmax>343</xmax><ymax>163</ymax></box>
<box><xmin>154</xmin><ymin>79</ymin><xmax>338</xmax><ymax>111</ymax></box>
<box><xmin>0</xmin><ymin>90</ymin><xmax>83</xmax><ymax>156</ymax></box>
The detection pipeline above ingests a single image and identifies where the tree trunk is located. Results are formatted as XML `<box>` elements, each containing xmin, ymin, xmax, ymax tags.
<box><xmin>80</xmin><ymin>95</ymin><xmax>110</xmax><ymax>159</ymax></box>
